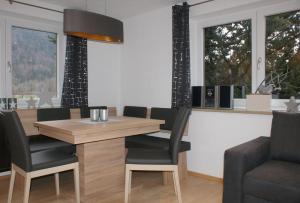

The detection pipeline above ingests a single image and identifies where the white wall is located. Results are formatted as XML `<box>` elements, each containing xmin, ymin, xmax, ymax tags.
<box><xmin>88</xmin><ymin>41</ymin><xmax>121</xmax><ymax>110</ymax></box>
<box><xmin>121</xmin><ymin>6</ymin><xmax>172</xmax><ymax>108</ymax></box>
<box><xmin>186</xmin><ymin>111</ymin><xmax>272</xmax><ymax>177</ymax></box>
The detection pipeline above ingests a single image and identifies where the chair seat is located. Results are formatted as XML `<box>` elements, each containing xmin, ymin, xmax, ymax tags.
<box><xmin>244</xmin><ymin>160</ymin><xmax>300</xmax><ymax>203</ymax></box>
<box><xmin>31</xmin><ymin>149</ymin><xmax>78</xmax><ymax>171</ymax></box>
<box><xmin>29</xmin><ymin>135</ymin><xmax>75</xmax><ymax>153</ymax></box>
<box><xmin>125</xmin><ymin>135</ymin><xmax>191</xmax><ymax>152</ymax></box>
<box><xmin>126</xmin><ymin>148</ymin><xmax>173</xmax><ymax>165</ymax></box>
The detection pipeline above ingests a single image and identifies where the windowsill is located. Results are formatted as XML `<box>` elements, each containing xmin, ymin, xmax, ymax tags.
<box><xmin>192</xmin><ymin>98</ymin><xmax>292</xmax><ymax>115</ymax></box>
<box><xmin>15</xmin><ymin>97</ymin><xmax>61</xmax><ymax>109</ymax></box>
<box><xmin>192</xmin><ymin>107</ymin><xmax>272</xmax><ymax>115</ymax></box>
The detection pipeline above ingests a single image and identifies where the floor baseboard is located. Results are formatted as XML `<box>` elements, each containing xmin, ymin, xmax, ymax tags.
<box><xmin>188</xmin><ymin>171</ymin><xmax>223</xmax><ymax>183</ymax></box>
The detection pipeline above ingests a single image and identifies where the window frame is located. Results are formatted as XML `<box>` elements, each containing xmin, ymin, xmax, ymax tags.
<box><xmin>196</xmin><ymin>11</ymin><xmax>257</xmax><ymax>109</ymax></box>
<box><xmin>0</xmin><ymin>17</ymin><xmax>5</xmax><ymax>98</ymax></box>
<box><xmin>256</xmin><ymin>2</ymin><xmax>300</xmax><ymax>109</ymax></box>
<box><xmin>2</xmin><ymin>16</ymin><xmax>64</xmax><ymax>107</ymax></box>
<box><xmin>194</xmin><ymin>1</ymin><xmax>300</xmax><ymax>109</ymax></box>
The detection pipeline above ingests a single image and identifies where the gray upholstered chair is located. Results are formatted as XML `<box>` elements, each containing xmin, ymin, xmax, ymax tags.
<box><xmin>125</xmin><ymin>107</ymin><xmax>191</xmax><ymax>203</ymax></box>
<box><xmin>0</xmin><ymin>111</ymin><xmax>80</xmax><ymax>203</ymax></box>
<box><xmin>123</xmin><ymin>106</ymin><xmax>147</xmax><ymax>118</ymax></box>
<box><xmin>223</xmin><ymin>111</ymin><xmax>300</xmax><ymax>203</ymax></box>
<box><xmin>0</xmin><ymin>118</ymin><xmax>10</xmax><ymax>172</ymax></box>
<box><xmin>29</xmin><ymin>108</ymin><xmax>75</xmax><ymax>153</ymax></box>
<box><xmin>125</xmin><ymin>107</ymin><xmax>191</xmax><ymax>152</ymax></box>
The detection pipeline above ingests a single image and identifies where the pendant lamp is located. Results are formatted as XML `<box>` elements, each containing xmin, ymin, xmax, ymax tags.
<box><xmin>64</xmin><ymin>9</ymin><xmax>123</xmax><ymax>43</ymax></box>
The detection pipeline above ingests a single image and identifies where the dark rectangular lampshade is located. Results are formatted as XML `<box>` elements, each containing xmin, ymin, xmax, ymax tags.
<box><xmin>64</xmin><ymin>9</ymin><xmax>123</xmax><ymax>43</ymax></box>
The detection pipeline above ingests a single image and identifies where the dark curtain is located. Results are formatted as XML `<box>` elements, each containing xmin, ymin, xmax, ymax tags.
<box><xmin>171</xmin><ymin>2</ymin><xmax>191</xmax><ymax>108</ymax></box>
<box><xmin>61</xmin><ymin>36</ymin><xmax>88</xmax><ymax>108</ymax></box>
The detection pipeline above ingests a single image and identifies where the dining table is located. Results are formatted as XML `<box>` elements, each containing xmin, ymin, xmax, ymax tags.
<box><xmin>34</xmin><ymin>116</ymin><xmax>164</xmax><ymax>202</ymax></box>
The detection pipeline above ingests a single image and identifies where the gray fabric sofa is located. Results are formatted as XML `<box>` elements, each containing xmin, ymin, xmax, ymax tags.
<box><xmin>223</xmin><ymin>111</ymin><xmax>300</xmax><ymax>203</ymax></box>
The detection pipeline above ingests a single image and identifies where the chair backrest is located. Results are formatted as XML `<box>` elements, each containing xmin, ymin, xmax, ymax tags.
<box><xmin>0</xmin><ymin>112</ymin><xmax>11</xmax><ymax>172</ymax></box>
<box><xmin>169</xmin><ymin>107</ymin><xmax>191</xmax><ymax>164</ymax></box>
<box><xmin>123</xmin><ymin>106</ymin><xmax>147</xmax><ymax>118</ymax></box>
<box><xmin>37</xmin><ymin>108</ymin><xmax>71</xmax><ymax>121</ymax></box>
<box><xmin>80</xmin><ymin>106</ymin><xmax>107</xmax><ymax>118</ymax></box>
<box><xmin>0</xmin><ymin>111</ymin><xmax>32</xmax><ymax>172</ymax></box>
<box><xmin>150</xmin><ymin>107</ymin><xmax>178</xmax><ymax>131</ymax></box>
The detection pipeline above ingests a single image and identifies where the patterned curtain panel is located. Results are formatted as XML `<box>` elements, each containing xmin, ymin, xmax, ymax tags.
<box><xmin>172</xmin><ymin>2</ymin><xmax>191</xmax><ymax>108</ymax></box>
<box><xmin>61</xmin><ymin>36</ymin><xmax>88</xmax><ymax>108</ymax></box>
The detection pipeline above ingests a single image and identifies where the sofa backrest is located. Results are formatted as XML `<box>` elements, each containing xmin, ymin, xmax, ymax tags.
<box><xmin>270</xmin><ymin>111</ymin><xmax>300</xmax><ymax>163</ymax></box>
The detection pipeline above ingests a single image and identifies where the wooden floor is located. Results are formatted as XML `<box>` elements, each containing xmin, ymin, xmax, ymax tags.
<box><xmin>0</xmin><ymin>171</ymin><xmax>223</xmax><ymax>203</ymax></box>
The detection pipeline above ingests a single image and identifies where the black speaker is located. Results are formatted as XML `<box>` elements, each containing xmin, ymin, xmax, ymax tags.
<box><xmin>192</xmin><ymin>86</ymin><xmax>202</xmax><ymax>107</ymax></box>
<box><xmin>204</xmin><ymin>86</ymin><xmax>217</xmax><ymax>108</ymax></box>
<box><xmin>218</xmin><ymin>86</ymin><xmax>233</xmax><ymax>109</ymax></box>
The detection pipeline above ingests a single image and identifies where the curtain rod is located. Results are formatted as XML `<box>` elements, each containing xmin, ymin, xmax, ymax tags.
<box><xmin>189</xmin><ymin>0</ymin><xmax>214</xmax><ymax>7</ymax></box>
<box><xmin>6</xmin><ymin>0</ymin><xmax>214</xmax><ymax>14</ymax></box>
<box><xmin>7</xmin><ymin>0</ymin><xmax>64</xmax><ymax>13</ymax></box>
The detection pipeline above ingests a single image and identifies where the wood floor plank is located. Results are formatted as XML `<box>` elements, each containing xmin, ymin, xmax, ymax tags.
<box><xmin>0</xmin><ymin>171</ymin><xmax>222</xmax><ymax>203</ymax></box>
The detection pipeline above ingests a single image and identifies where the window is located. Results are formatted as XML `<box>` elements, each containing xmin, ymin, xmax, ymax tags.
<box><xmin>197</xmin><ymin>1</ymin><xmax>300</xmax><ymax>108</ymax></box>
<box><xmin>0</xmin><ymin>17</ymin><xmax>64</xmax><ymax>108</ymax></box>
<box><xmin>265</xmin><ymin>10</ymin><xmax>300</xmax><ymax>99</ymax></box>
<box><xmin>204</xmin><ymin>20</ymin><xmax>252</xmax><ymax>96</ymax></box>
<box><xmin>11</xmin><ymin>26</ymin><xmax>58</xmax><ymax>99</ymax></box>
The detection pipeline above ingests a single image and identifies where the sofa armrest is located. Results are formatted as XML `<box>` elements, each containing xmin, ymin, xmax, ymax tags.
<box><xmin>222</xmin><ymin>136</ymin><xmax>270</xmax><ymax>203</ymax></box>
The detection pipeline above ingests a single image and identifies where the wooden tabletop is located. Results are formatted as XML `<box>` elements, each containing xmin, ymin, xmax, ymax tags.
<box><xmin>34</xmin><ymin>116</ymin><xmax>164</xmax><ymax>144</ymax></box>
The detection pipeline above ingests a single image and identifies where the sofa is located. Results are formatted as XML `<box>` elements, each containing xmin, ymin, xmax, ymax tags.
<box><xmin>223</xmin><ymin>111</ymin><xmax>300</xmax><ymax>203</ymax></box>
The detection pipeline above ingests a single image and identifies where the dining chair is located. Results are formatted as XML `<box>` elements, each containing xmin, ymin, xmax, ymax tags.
<box><xmin>80</xmin><ymin>106</ymin><xmax>107</xmax><ymax>118</ymax></box>
<box><xmin>37</xmin><ymin>107</ymin><xmax>70</xmax><ymax>121</ymax></box>
<box><xmin>0</xmin><ymin>118</ymin><xmax>10</xmax><ymax>172</ymax></box>
<box><xmin>123</xmin><ymin>106</ymin><xmax>147</xmax><ymax>118</ymax></box>
<box><xmin>125</xmin><ymin>107</ymin><xmax>191</xmax><ymax>203</ymax></box>
<box><xmin>0</xmin><ymin>111</ymin><xmax>80</xmax><ymax>203</ymax></box>
<box><xmin>29</xmin><ymin>108</ymin><xmax>75</xmax><ymax>153</ymax></box>
<box><xmin>125</xmin><ymin>107</ymin><xmax>191</xmax><ymax>152</ymax></box>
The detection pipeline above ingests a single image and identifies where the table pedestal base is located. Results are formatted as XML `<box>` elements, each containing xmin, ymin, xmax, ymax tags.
<box><xmin>77</xmin><ymin>138</ymin><xmax>125</xmax><ymax>202</ymax></box>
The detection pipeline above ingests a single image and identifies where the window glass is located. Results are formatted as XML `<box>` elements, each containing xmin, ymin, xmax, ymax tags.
<box><xmin>265</xmin><ymin>10</ymin><xmax>300</xmax><ymax>99</ymax></box>
<box><xmin>11</xmin><ymin>26</ymin><xmax>57</xmax><ymax>99</ymax></box>
<box><xmin>204</xmin><ymin>19</ymin><xmax>252</xmax><ymax>96</ymax></box>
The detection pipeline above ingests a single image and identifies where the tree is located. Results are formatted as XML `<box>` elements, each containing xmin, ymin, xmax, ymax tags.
<box><xmin>204</xmin><ymin>10</ymin><xmax>300</xmax><ymax>99</ymax></box>
<box><xmin>266</xmin><ymin>10</ymin><xmax>300</xmax><ymax>99</ymax></box>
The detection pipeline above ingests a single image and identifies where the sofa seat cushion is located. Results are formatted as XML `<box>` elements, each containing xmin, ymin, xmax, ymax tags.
<box><xmin>29</xmin><ymin>135</ymin><xmax>75</xmax><ymax>153</ymax></box>
<box><xmin>125</xmin><ymin>135</ymin><xmax>191</xmax><ymax>152</ymax></box>
<box><xmin>244</xmin><ymin>160</ymin><xmax>300</xmax><ymax>203</ymax></box>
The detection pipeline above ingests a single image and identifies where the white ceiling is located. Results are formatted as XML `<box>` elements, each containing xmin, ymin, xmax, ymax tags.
<box><xmin>36</xmin><ymin>0</ymin><xmax>204</xmax><ymax>19</ymax></box>
<box><xmin>36</xmin><ymin>0</ymin><xmax>173</xmax><ymax>19</ymax></box>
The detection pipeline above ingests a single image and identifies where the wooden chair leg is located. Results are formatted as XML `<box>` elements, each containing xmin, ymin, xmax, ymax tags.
<box><xmin>73</xmin><ymin>164</ymin><xmax>80</xmax><ymax>203</ymax></box>
<box><xmin>125</xmin><ymin>165</ymin><xmax>131</xmax><ymax>203</ymax></box>
<box><xmin>173</xmin><ymin>167</ymin><xmax>182</xmax><ymax>203</ymax></box>
<box><xmin>172</xmin><ymin>170</ymin><xmax>178</xmax><ymax>196</ymax></box>
<box><xmin>128</xmin><ymin>170</ymin><xmax>132</xmax><ymax>194</ymax></box>
<box><xmin>163</xmin><ymin>152</ymin><xmax>188</xmax><ymax>185</ymax></box>
<box><xmin>23</xmin><ymin>174</ymin><xmax>31</xmax><ymax>203</ymax></box>
<box><xmin>54</xmin><ymin>173</ymin><xmax>60</xmax><ymax>195</ymax></box>
<box><xmin>8</xmin><ymin>166</ymin><xmax>16</xmax><ymax>203</ymax></box>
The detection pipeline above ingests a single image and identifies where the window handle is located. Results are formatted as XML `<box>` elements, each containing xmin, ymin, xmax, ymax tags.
<box><xmin>257</xmin><ymin>57</ymin><xmax>262</xmax><ymax>71</ymax></box>
<box><xmin>7</xmin><ymin>61</ymin><xmax>12</xmax><ymax>73</ymax></box>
